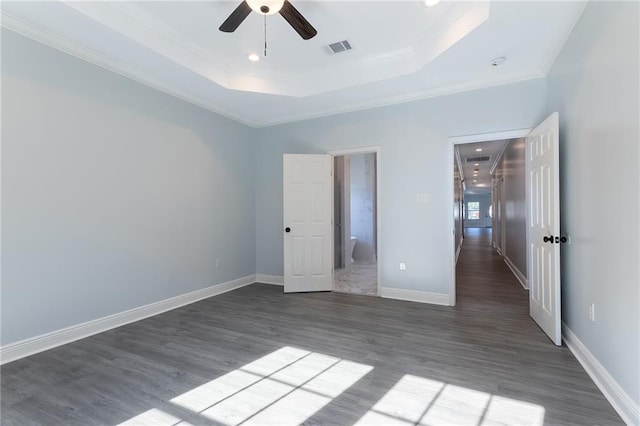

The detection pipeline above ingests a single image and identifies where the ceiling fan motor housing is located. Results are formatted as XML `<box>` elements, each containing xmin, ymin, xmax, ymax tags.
<box><xmin>246</xmin><ymin>0</ymin><xmax>285</xmax><ymax>15</ymax></box>
<box><xmin>219</xmin><ymin>0</ymin><xmax>317</xmax><ymax>40</ymax></box>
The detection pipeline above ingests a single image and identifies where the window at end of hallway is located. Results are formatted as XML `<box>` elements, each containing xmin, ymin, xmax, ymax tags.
<box><xmin>467</xmin><ymin>202</ymin><xmax>480</xmax><ymax>220</ymax></box>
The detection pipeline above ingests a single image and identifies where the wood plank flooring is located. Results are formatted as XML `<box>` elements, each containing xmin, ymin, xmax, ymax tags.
<box><xmin>1</xmin><ymin>228</ymin><xmax>622</xmax><ymax>425</ymax></box>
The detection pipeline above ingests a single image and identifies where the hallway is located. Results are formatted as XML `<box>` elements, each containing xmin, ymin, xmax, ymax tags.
<box><xmin>454</xmin><ymin>227</ymin><xmax>622</xmax><ymax>424</ymax></box>
<box><xmin>457</xmin><ymin>227</ymin><xmax>529</xmax><ymax>310</ymax></box>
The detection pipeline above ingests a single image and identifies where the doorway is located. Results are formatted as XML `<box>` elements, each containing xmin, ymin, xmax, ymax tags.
<box><xmin>448</xmin><ymin>114</ymin><xmax>562</xmax><ymax>346</ymax></box>
<box><xmin>449</xmin><ymin>129</ymin><xmax>531</xmax><ymax>305</ymax></box>
<box><xmin>330</xmin><ymin>147</ymin><xmax>380</xmax><ymax>296</ymax></box>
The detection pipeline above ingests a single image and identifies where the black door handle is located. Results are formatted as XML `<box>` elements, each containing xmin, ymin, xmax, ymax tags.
<box><xmin>543</xmin><ymin>236</ymin><xmax>554</xmax><ymax>243</ymax></box>
<box><xmin>285</xmin><ymin>227</ymin><xmax>291</xmax><ymax>233</ymax></box>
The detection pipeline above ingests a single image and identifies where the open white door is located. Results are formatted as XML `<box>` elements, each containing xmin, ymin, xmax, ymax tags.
<box><xmin>527</xmin><ymin>112</ymin><xmax>561</xmax><ymax>346</ymax></box>
<box><xmin>283</xmin><ymin>154</ymin><xmax>333</xmax><ymax>293</ymax></box>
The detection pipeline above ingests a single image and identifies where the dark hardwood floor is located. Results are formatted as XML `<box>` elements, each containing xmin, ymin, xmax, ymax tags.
<box><xmin>1</xmin><ymin>228</ymin><xmax>622</xmax><ymax>425</ymax></box>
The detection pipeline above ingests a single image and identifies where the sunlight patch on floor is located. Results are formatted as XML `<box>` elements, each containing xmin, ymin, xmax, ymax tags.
<box><xmin>119</xmin><ymin>349</ymin><xmax>545</xmax><ymax>426</ymax></box>
<box><xmin>170</xmin><ymin>346</ymin><xmax>372</xmax><ymax>425</ymax></box>
<box><xmin>118</xmin><ymin>408</ymin><xmax>189</xmax><ymax>426</ymax></box>
<box><xmin>355</xmin><ymin>374</ymin><xmax>545</xmax><ymax>426</ymax></box>
<box><xmin>482</xmin><ymin>395</ymin><xmax>546</xmax><ymax>425</ymax></box>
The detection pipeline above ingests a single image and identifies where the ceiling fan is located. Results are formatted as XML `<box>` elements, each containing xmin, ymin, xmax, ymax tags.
<box><xmin>219</xmin><ymin>0</ymin><xmax>317</xmax><ymax>40</ymax></box>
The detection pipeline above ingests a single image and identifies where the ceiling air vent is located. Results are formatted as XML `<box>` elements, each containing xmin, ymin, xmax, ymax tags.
<box><xmin>466</xmin><ymin>156</ymin><xmax>491</xmax><ymax>163</ymax></box>
<box><xmin>327</xmin><ymin>40</ymin><xmax>352</xmax><ymax>54</ymax></box>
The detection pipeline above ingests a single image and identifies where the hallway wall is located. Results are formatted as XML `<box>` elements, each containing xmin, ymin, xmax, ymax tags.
<box><xmin>547</xmin><ymin>0</ymin><xmax>640</xmax><ymax>415</ymax></box>
<box><xmin>492</xmin><ymin>138</ymin><xmax>527</xmax><ymax>284</ymax></box>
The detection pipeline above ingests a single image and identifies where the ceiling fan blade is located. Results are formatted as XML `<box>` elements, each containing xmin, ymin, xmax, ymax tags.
<box><xmin>279</xmin><ymin>1</ymin><xmax>317</xmax><ymax>40</ymax></box>
<box><xmin>219</xmin><ymin>1</ymin><xmax>252</xmax><ymax>33</ymax></box>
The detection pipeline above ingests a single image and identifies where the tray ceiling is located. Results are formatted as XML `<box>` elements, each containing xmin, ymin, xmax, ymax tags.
<box><xmin>1</xmin><ymin>1</ymin><xmax>587</xmax><ymax>127</ymax></box>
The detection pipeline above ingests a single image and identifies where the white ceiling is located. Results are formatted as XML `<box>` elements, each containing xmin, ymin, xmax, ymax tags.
<box><xmin>1</xmin><ymin>1</ymin><xmax>587</xmax><ymax>127</ymax></box>
<box><xmin>456</xmin><ymin>139</ymin><xmax>506</xmax><ymax>195</ymax></box>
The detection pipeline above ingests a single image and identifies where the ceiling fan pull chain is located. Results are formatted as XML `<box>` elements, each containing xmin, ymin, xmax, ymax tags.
<box><xmin>264</xmin><ymin>14</ymin><xmax>267</xmax><ymax>57</ymax></box>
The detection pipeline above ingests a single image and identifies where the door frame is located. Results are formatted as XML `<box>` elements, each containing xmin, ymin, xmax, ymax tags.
<box><xmin>328</xmin><ymin>146</ymin><xmax>382</xmax><ymax>296</ymax></box>
<box><xmin>447</xmin><ymin>129</ymin><xmax>531</xmax><ymax>306</ymax></box>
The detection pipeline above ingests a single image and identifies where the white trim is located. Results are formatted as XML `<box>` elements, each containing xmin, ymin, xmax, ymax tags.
<box><xmin>1</xmin><ymin>9</ymin><xmax>551</xmax><ymax>129</ymax></box>
<box><xmin>563</xmin><ymin>323</ymin><xmax>639</xmax><ymax>426</ymax></box>
<box><xmin>448</xmin><ymin>128</ymin><xmax>532</xmax><ymax>307</ymax></box>
<box><xmin>454</xmin><ymin>146</ymin><xmax>465</xmax><ymax>183</ymax></box>
<box><xmin>381</xmin><ymin>288</ymin><xmax>450</xmax><ymax>306</ymax></box>
<box><xmin>504</xmin><ymin>256</ymin><xmax>528</xmax><ymax>289</ymax></box>
<box><xmin>255</xmin><ymin>73</ymin><xmax>546</xmax><ymax>128</ymax></box>
<box><xmin>0</xmin><ymin>13</ymin><xmax>256</xmax><ymax>128</ymax></box>
<box><xmin>449</xmin><ymin>129</ymin><xmax>533</xmax><ymax>145</ymax></box>
<box><xmin>448</xmin><ymin>141</ymin><xmax>457</xmax><ymax>306</ymax></box>
<box><xmin>455</xmin><ymin>240</ymin><xmax>463</xmax><ymax>265</ymax></box>
<box><xmin>0</xmin><ymin>275</ymin><xmax>256</xmax><ymax>365</ymax></box>
<box><xmin>328</xmin><ymin>146</ymin><xmax>381</xmax><ymax>156</ymax></box>
<box><xmin>256</xmin><ymin>274</ymin><xmax>284</xmax><ymax>286</ymax></box>
<box><xmin>329</xmin><ymin>146</ymin><xmax>382</xmax><ymax>297</ymax></box>
<box><xmin>489</xmin><ymin>139</ymin><xmax>510</xmax><ymax>176</ymax></box>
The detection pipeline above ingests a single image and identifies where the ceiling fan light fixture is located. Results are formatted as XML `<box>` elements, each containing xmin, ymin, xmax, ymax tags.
<box><xmin>248</xmin><ymin>53</ymin><xmax>260</xmax><ymax>62</ymax></box>
<box><xmin>246</xmin><ymin>0</ymin><xmax>285</xmax><ymax>15</ymax></box>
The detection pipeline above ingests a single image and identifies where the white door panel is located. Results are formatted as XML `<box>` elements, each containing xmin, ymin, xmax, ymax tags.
<box><xmin>283</xmin><ymin>154</ymin><xmax>332</xmax><ymax>293</ymax></box>
<box><xmin>527</xmin><ymin>112</ymin><xmax>561</xmax><ymax>346</ymax></box>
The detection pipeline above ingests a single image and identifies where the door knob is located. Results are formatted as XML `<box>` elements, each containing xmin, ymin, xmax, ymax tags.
<box><xmin>543</xmin><ymin>236</ymin><xmax>554</xmax><ymax>243</ymax></box>
<box><xmin>285</xmin><ymin>227</ymin><xmax>291</xmax><ymax>233</ymax></box>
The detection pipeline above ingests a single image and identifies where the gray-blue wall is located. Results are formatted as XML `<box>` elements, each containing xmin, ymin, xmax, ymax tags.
<box><xmin>255</xmin><ymin>79</ymin><xmax>548</xmax><ymax>295</ymax></box>
<box><xmin>547</xmin><ymin>0</ymin><xmax>640</xmax><ymax>408</ymax></box>
<box><xmin>1</xmin><ymin>29</ymin><xmax>256</xmax><ymax>345</ymax></box>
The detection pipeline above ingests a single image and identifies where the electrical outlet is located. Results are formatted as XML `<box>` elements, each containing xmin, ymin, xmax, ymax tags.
<box><xmin>588</xmin><ymin>303</ymin><xmax>595</xmax><ymax>321</ymax></box>
<box><xmin>216</xmin><ymin>258</ymin><xmax>222</xmax><ymax>268</ymax></box>
<box><xmin>399</xmin><ymin>262</ymin><xmax>407</xmax><ymax>271</ymax></box>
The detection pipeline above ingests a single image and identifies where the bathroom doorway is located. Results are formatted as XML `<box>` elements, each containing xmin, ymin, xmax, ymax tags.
<box><xmin>331</xmin><ymin>149</ymin><xmax>379</xmax><ymax>296</ymax></box>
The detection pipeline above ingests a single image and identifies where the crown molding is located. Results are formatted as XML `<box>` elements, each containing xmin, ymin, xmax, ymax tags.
<box><xmin>1</xmin><ymin>10</ymin><xmax>550</xmax><ymax>129</ymax></box>
<box><xmin>489</xmin><ymin>139</ymin><xmax>510</xmax><ymax>176</ymax></box>
<box><xmin>252</xmin><ymin>71</ymin><xmax>547</xmax><ymax>128</ymax></box>
<box><xmin>0</xmin><ymin>12</ymin><xmax>257</xmax><ymax>128</ymax></box>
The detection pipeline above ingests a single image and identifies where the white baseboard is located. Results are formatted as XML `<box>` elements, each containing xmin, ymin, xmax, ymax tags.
<box><xmin>255</xmin><ymin>274</ymin><xmax>284</xmax><ymax>286</ymax></box>
<box><xmin>381</xmin><ymin>288</ymin><xmax>450</xmax><ymax>306</ymax></box>
<box><xmin>562</xmin><ymin>323</ymin><xmax>639</xmax><ymax>425</ymax></box>
<box><xmin>455</xmin><ymin>242</ymin><xmax>462</xmax><ymax>265</ymax></box>
<box><xmin>504</xmin><ymin>256</ymin><xmax>528</xmax><ymax>289</ymax></box>
<box><xmin>496</xmin><ymin>247</ymin><xmax>503</xmax><ymax>256</ymax></box>
<box><xmin>0</xmin><ymin>274</ymin><xmax>257</xmax><ymax>365</ymax></box>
